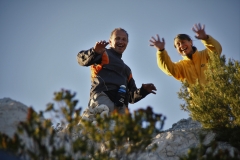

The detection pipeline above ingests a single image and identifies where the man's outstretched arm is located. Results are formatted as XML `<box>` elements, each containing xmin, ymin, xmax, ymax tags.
<box><xmin>127</xmin><ymin>78</ymin><xmax>157</xmax><ymax>104</ymax></box>
<box><xmin>77</xmin><ymin>40</ymin><xmax>109</xmax><ymax>66</ymax></box>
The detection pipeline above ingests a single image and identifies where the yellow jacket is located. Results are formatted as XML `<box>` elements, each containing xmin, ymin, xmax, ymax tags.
<box><xmin>156</xmin><ymin>35</ymin><xmax>222</xmax><ymax>84</ymax></box>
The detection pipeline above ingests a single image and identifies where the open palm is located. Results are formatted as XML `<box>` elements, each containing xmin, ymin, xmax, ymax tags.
<box><xmin>149</xmin><ymin>34</ymin><xmax>165</xmax><ymax>51</ymax></box>
<box><xmin>192</xmin><ymin>23</ymin><xmax>208</xmax><ymax>40</ymax></box>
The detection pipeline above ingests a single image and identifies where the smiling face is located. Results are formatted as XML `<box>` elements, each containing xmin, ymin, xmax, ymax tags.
<box><xmin>174</xmin><ymin>34</ymin><xmax>193</xmax><ymax>56</ymax></box>
<box><xmin>174</xmin><ymin>39</ymin><xmax>193</xmax><ymax>56</ymax></box>
<box><xmin>109</xmin><ymin>29</ymin><xmax>128</xmax><ymax>54</ymax></box>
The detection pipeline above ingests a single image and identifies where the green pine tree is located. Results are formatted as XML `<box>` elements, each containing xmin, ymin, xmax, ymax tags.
<box><xmin>178</xmin><ymin>53</ymin><xmax>240</xmax><ymax>150</ymax></box>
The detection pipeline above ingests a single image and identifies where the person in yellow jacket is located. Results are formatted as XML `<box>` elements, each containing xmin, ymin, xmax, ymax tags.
<box><xmin>149</xmin><ymin>23</ymin><xmax>222</xmax><ymax>85</ymax></box>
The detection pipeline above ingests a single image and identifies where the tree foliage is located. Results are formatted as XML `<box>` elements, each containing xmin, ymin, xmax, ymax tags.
<box><xmin>178</xmin><ymin>53</ymin><xmax>240</xmax><ymax>149</ymax></box>
<box><xmin>0</xmin><ymin>89</ymin><xmax>166</xmax><ymax>160</ymax></box>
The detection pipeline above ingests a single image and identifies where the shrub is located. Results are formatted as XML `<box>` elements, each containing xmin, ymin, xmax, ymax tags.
<box><xmin>0</xmin><ymin>89</ymin><xmax>166</xmax><ymax>160</ymax></box>
<box><xmin>178</xmin><ymin>53</ymin><xmax>240</xmax><ymax>150</ymax></box>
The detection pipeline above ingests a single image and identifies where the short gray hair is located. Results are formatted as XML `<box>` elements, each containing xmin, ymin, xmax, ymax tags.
<box><xmin>110</xmin><ymin>28</ymin><xmax>129</xmax><ymax>40</ymax></box>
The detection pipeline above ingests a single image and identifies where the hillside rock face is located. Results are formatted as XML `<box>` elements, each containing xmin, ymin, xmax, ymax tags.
<box><xmin>0</xmin><ymin>98</ymin><xmax>28</xmax><ymax>137</ymax></box>
<box><xmin>0</xmin><ymin>98</ymin><xmax>238</xmax><ymax>159</ymax></box>
<box><xmin>137</xmin><ymin>119</ymin><xmax>215</xmax><ymax>160</ymax></box>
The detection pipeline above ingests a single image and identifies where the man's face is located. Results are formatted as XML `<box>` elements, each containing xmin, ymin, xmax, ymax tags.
<box><xmin>174</xmin><ymin>39</ymin><xmax>193</xmax><ymax>56</ymax></box>
<box><xmin>109</xmin><ymin>30</ymin><xmax>128</xmax><ymax>54</ymax></box>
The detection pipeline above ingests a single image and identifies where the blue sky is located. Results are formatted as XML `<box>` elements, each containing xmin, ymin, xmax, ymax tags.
<box><xmin>1</xmin><ymin>1</ymin><xmax>239</xmax><ymax>130</ymax></box>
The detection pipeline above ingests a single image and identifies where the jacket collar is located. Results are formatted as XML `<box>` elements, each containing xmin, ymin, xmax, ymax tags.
<box><xmin>182</xmin><ymin>46</ymin><xmax>197</xmax><ymax>60</ymax></box>
<box><xmin>109</xmin><ymin>48</ymin><xmax>123</xmax><ymax>59</ymax></box>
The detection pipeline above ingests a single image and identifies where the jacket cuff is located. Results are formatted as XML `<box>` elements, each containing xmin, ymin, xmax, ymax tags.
<box><xmin>201</xmin><ymin>35</ymin><xmax>212</xmax><ymax>43</ymax></box>
<box><xmin>140</xmin><ymin>87</ymin><xmax>150</xmax><ymax>97</ymax></box>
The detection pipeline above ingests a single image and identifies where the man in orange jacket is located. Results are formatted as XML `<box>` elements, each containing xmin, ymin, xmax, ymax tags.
<box><xmin>77</xmin><ymin>28</ymin><xmax>157</xmax><ymax>121</ymax></box>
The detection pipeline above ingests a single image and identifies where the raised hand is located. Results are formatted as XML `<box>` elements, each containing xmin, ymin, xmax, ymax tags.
<box><xmin>94</xmin><ymin>40</ymin><xmax>109</xmax><ymax>54</ymax></box>
<box><xmin>142</xmin><ymin>83</ymin><xmax>157</xmax><ymax>94</ymax></box>
<box><xmin>192</xmin><ymin>23</ymin><xmax>208</xmax><ymax>40</ymax></box>
<box><xmin>149</xmin><ymin>34</ymin><xmax>165</xmax><ymax>51</ymax></box>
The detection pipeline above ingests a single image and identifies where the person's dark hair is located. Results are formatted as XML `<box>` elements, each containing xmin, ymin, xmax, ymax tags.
<box><xmin>174</xmin><ymin>34</ymin><xmax>192</xmax><ymax>48</ymax></box>
<box><xmin>110</xmin><ymin>28</ymin><xmax>129</xmax><ymax>40</ymax></box>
